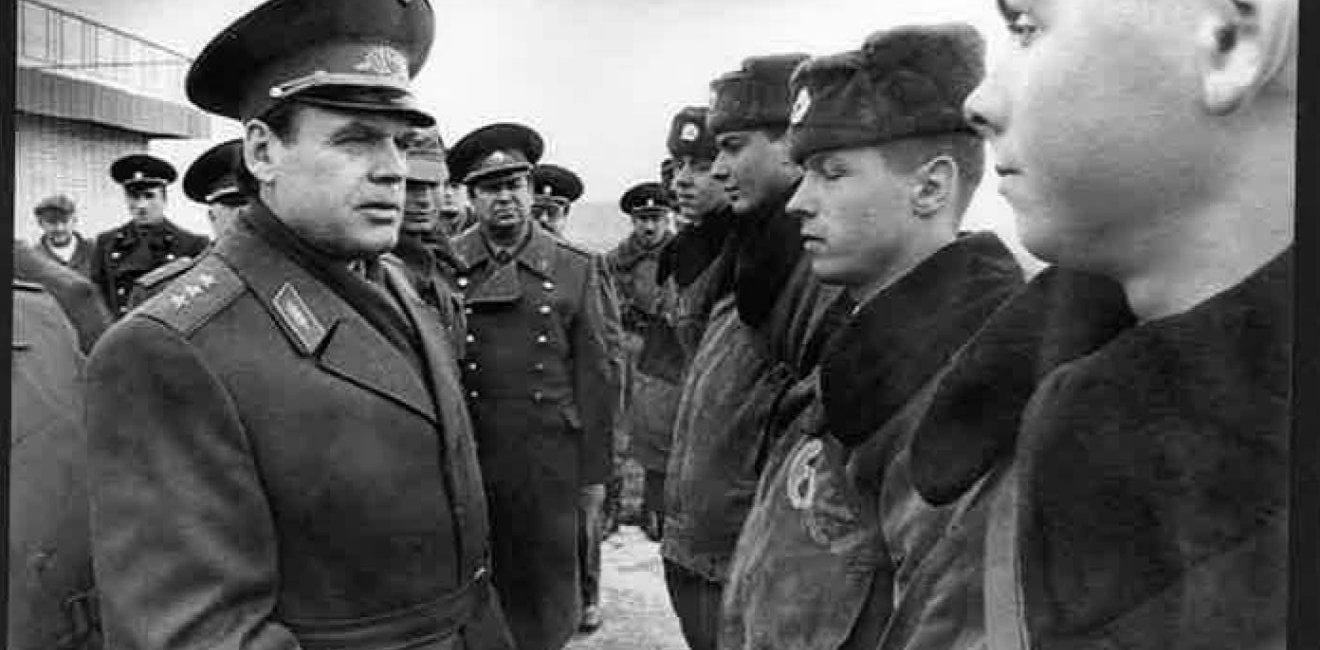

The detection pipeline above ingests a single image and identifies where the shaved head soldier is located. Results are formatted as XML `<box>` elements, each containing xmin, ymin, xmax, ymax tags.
<box><xmin>85</xmin><ymin>1</ymin><xmax>512</xmax><ymax>647</ymax></box>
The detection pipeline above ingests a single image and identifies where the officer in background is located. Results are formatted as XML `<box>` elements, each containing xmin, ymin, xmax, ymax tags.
<box><xmin>31</xmin><ymin>194</ymin><xmax>96</xmax><ymax>277</ymax></box>
<box><xmin>450</xmin><ymin>122</ymin><xmax>623</xmax><ymax>650</ymax></box>
<box><xmin>439</xmin><ymin>178</ymin><xmax>478</xmax><ymax>237</ymax></box>
<box><xmin>89</xmin><ymin>154</ymin><xmax>209</xmax><ymax>317</ymax></box>
<box><xmin>394</xmin><ymin>126</ymin><xmax>465</xmax><ymax>341</ymax></box>
<box><xmin>607</xmin><ymin>181</ymin><xmax>678</xmax><ymax>543</ymax></box>
<box><xmin>11</xmin><ymin>281</ymin><xmax>102</xmax><ymax>650</ymax></box>
<box><xmin>127</xmin><ymin>139</ymin><xmax>249</xmax><ymax>308</ymax></box>
<box><xmin>85</xmin><ymin>0</ymin><xmax>513</xmax><ymax>647</ymax></box>
<box><xmin>530</xmin><ymin>163</ymin><xmax>584</xmax><ymax>237</ymax></box>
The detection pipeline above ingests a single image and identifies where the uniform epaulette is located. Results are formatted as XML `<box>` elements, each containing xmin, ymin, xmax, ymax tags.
<box><xmin>134</xmin><ymin>254</ymin><xmax>245</xmax><ymax>337</ymax></box>
<box><xmin>13</xmin><ymin>279</ymin><xmax>45</xmax><ymax>293</ymax></box>
<box><xmin>134</xmin><ymin>255</ymin><xmax>198</xmax><ymax>290</ymax></box>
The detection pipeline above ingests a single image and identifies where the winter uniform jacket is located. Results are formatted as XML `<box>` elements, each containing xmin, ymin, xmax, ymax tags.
<box><xmin>662</xmin><ymin>186</ymin><xmax>842</xmax><ymax>583</ymax></box>
<box><xmin>89</xmin><ymin>218</ymin><xmax>208</xmax><ymax>317</ymax></box>
<box><xmin>394</xmin><ymin>234</ymin><xmax>466</xmax><ymax>354</ymax></box>
<box><xmin>608</xmin><ymin>231</ymin><xmax>681</xmax><ymax>472</ymax></box>
<box><xmin>451</xmin><ymin>224</ymin><xmax>623</xmax><ymax>650</ymax></box>
<box><xmin>11</xmin><ymin>281</ymin><xmax>101</xmax><ymax>650</ymax></box>
<box><xmin>35</xmin><ymin>232</ymin><xmax>96</xmax><ymax>277</ymax></box>
<box><xmin>856</xmin><ymin>268</ymin><xmax>1135</xmax><ymax>650</ymax></box>
<box><xmin>86</xmin><ymin>211</ymin><xmax>511</xmax><ymax>650</ymax></box>
<box><xmin>984</xmin><ymin>249</ymin><xmax>1291</xmax><ymax>650</ymax></box>
<box><xmin>14</xmin><ymin>242</ymin><xmax>113</xmax><ymax>354</ymax></box>
<box><xmin>720</xmin><ymin>233</ymin><xmax>1024</xmax><ymax>650</ymax></box>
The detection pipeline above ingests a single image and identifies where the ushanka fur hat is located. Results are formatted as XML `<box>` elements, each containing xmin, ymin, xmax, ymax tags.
<box><xmin>707</xmin><ymin>53</ymin><xmax>809</xmax><ymax>136</ymax></box>
<box><xmin>787</xmin><ymin>22</ymin><xmax>985</xmax><ymax>163</ymax></box>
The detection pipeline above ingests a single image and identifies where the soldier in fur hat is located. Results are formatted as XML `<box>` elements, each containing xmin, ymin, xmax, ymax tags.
<box><xmin>717</xmin><ymin>24</ymin><xmax>1027</xmax><ymax>650</ymax></box>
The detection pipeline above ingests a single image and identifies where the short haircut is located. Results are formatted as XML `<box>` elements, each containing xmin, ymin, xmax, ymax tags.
<box><xmin>880</xmin><ymin>132</ymin><xmax>985</xmax><ymax>217</ymax></box>
<box><xmin>236</xmin><ymin>100</ymin><xmax>305</xmax><ymax>196</ymax></box>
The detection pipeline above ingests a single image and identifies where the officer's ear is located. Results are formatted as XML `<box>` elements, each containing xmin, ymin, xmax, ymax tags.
<box><xmin>245</xmin><ymin>119</ymin><xmax>280</xmax><ymax>185</ymax></box>
<box><xmin>1198</xmin><ymin>0</ymin><xmax>1296</xmax><ymax>115</ymax></box>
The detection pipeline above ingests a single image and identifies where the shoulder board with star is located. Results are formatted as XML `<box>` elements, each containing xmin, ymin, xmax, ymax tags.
<box><xmin>134</xmin><ymin>254</ymin><xmax>245</xmax><ymax>337</ymax></box>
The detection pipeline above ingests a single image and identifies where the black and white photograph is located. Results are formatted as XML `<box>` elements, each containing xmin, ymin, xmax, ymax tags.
<box><xmin>8</xmin><ymin>0</ymin><xmax>1298</xmax><ymax>649</ymax></box>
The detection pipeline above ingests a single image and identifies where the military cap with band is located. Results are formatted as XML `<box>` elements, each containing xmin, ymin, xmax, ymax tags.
<box><xmin>666</xmin><ymin>106</ymin><xmax>718</xmax><ymax>160</ymax></box>
<box><xmin>403</xmin><ymin>126</ymin><xmax>447</xmax><ymax>183</ymax></box>
<box><xmin>446</xmin><ymin>123</ymin><xmax>545</xmax><ymax>185</ymax></box>
<box><xmin>707</xmin><ymin>53</ymin><xmax>809</xmax><ymax>136</ymax></box>
<box><xmin>110</xmin><ymin>154</ymin><xmax>178</xmax><ymax>190</ymax></box>
<box><xmin>34</xmin><ymin>194</ymin><xmax>76</xmax><ymax>218</ymax></box>
<box><xmin>531</xmin><ymin>164</ymin><xmax>584</xmax><ymax>209</ymax></box>
<box><xmin>185</xmin><ymin>0</ymin><xmax>436</xmax><ymax>127</ymax></box>
<box><xmin>620</xmin><ymin>182</ymin><xmax>671</xmax><ymax>216</ymax></box>
<box><xmin>787</xmin><ymin>23</ymin><xmax>985</xmax><ymax>164</ymax></box>
<box><xmin>183</xmin><ymin>139</ymin><xmax>246</xmax><ymax>205</ymax></box>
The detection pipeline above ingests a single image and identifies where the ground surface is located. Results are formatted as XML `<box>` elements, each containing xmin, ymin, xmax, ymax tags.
<box><xmin>565</xmin><ymin>525</ymin><xmax>688</xmax><ymax>650</ymax></box>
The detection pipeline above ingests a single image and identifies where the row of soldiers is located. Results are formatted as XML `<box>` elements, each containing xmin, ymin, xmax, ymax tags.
<box><xmin>12</xmin><ymin>0</ymin><xmax>1294</xmax><ymax>648</ymax></box>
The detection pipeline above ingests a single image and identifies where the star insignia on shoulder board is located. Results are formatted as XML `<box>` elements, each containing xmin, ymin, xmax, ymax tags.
<box><xmin>197</xmin><ymin>273</ymin><xmax>217</xmax><ymax>288</ymax></box>
<box><xmin>184</xmin><ymin>284</ymin><xmax>203</xmax><ymax>298</ymax></box>
<box><xmin>169</xmin><ymin>293</ymin><xmax>189</xmax><ymax>309</ymax></box>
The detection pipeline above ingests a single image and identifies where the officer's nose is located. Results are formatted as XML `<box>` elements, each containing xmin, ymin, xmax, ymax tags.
<box><xmin>370</xmin><ymin>139</ymin><xmax>408</xmax><ymax>186</ymax></box>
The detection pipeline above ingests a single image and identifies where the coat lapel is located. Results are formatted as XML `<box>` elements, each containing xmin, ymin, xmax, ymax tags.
<box><xmin>215</xmin><ymin>223</ymin><xmax>437</xmax><ymax>424</ymax></box>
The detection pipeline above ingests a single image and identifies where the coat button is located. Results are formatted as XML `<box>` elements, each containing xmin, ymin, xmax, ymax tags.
<box><xmin>474</xmin><ymin>566</ymin><xmax>488</xmax><ymax>581</ymax></box>
<box><xmin>457</xmin><ymin>277</ymin><xmax>469</xmax><ymax>288</ymax></box>
<box><xmin>532</xmin><ymin>390</ymin><xmax>544</xmax><ymax>403</ymax></box>
<box><xmin>542</xmin><ymin>281</ymin><xmax>554</xmax><ymax>291</ymax></box>
<box><xmin>466</xmin><ymin>362</ymin><xmax>479</xmax><ymax>372</ymax></box>
<box><xmin>166</xmin><ymin>253</ymin><xmax>176</xmax><ymax>261</ymax></box>
<box><xmin>536</xmin><ymin>334</ymin><xmax>548</xmax><ymax>344</ymax></box>
<box><xmin>533</xmin><ymin>362</ymin><xmax>545</xmax><ymax>372</ymax></box>
<box><xmin>466</xmin><ymin>333</ymin><xmax>476</xmax><ymax>344</ymax></box>
<box><xmin>468</xmin><ymin>389</ymin><xmax>480</xmax><ymax>399</ymax></box>
<box><xmin>538</xmin><ymin>305</ymin><xmax>552</xmax><ymax>315</ymax></box>
<box><xmin>464</xmin><ymin>307</ymin><xmax>474</xmax><ymax>315</ymax></box>
<box><xmin>117</xmin><ymin>286</ymin><xmax>127</xmax><ymax>295</ymax></box>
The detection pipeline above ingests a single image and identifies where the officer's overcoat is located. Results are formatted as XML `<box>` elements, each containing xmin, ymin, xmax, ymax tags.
<box><xmin>86</xmin><ymin>213</ymin><xmax>511</xmax><ymax>650</ymax></box>
<box><xmin>452</xmin><ymin>224</ymin><xmax>622</xmax><ymax>650</ymax></box>
<box><xmin>11</xmin><ymin>282</ymin><xmax>100</xmax><ymax>650</ymax></box>
<box><xmin>89</xmin><ymin>218</ymin><xmax>208</xmax><ymax>317</ymax></box>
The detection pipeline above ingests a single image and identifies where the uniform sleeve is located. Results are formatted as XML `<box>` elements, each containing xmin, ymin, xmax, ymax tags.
<box><xmin>85</xmin><ymin>317</ymin><xmax>301</xmax><ymax>650</ymax></box>
<box><xmin>573</xmin><ymin>254</ymin><xmax>624</xmax><ymax>486</ymax></box>
<box><xmin>87</xmin><ymin>237</ymin><xmax>114</xmax><ymax>315</ymax></box>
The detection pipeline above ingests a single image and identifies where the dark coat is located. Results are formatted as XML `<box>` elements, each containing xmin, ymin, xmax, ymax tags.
<box><xmin>661</xmin><ymin>188</ymin><xmax>841</xmax><ymax>583</ymax></box>
<box><xmin>34</xmin><ymin>232</ymin><xmax>96</xmax><ymax>277</ymax></box>
<box><xmin>452</xmin><ymin>224</ymin><xmax>623</xmax><ymax>650</ymax></box>
<box><xmin>85</xmin><ymin>216</ymin><xmax>511</xmax><ymax>650</ymax></box>
<box><xmin>720</xmin><ymin>233</ymin><xmax>1024</xmax><ymax>650</ymax></box>
<box><xmin>11</xmin><ymin>282</ymin><xmax>101</xmax><ymax>650</ymax></box>
<box><xmin>89</xmin><ymin>218</ymin><xmax>209</xmax><ymax>317</ymax></box>
<box><xmin>393</xmin><ymin>234</ymin><xmax>466</xmax><ymax>353</ymax></box>
<box><xmin>993</xmin><ymin>250</ymin><xmax>1291</xmax><ymax>650</ymax></box>
<box><xmin>656</xmin><ymin>207</ymin><xmax>736</xmax><ymax>366</ymax></box>
<box><xmin>855</xmin><ymin>267</ymin><xmax>1134</xmax><ymax>650</ymax></box>
<box><xmin>608</xmin><ymin>231</ymin><xmax>682</xmax><ymax>472</ymax></box>
<box><xmin>14</xmin><ymin>242</ymin><xmax>113</xmax><ymax>353</ymax></box>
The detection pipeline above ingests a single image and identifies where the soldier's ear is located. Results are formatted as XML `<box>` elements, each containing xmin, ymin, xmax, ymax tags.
<box><xmin>1198</xmin><ymin>0</ymin><xmax>1297</xmax><ymax>115</ymax></box>
<box><xmin>910</xmin><ymin>155</ymin><xmax>955</xmax><ymax>220</ymax></box>
<box><xmin>244</xmin><ymin>119</ymin><xmax>279</xmax><ymax>185</ymax></box>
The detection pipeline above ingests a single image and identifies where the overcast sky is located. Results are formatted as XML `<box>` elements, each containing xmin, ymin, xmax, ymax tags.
<box><xmin>43</xmin><ymin>0</ymin><xmax>1037</xmax><ymax>266</ymax></box>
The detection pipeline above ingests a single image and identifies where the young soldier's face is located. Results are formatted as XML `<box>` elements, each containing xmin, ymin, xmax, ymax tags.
<box><xmin>712</xmin><ymin>130</ymin><xmax>798</xmax><ymax>215</ymax></box>
<box><xmin>672</xmin><ymin>155</ymin><xmax>727</xmax><ymax>222</ymax></box>
<box><xmin>965</xmin><ymin>0</ymin><xmax>1215</xmax><ymax>269</ymax></box>
<box><xmin>255</xmin><ymin>106</ymin><xmax>411</xmax><ymax>259</ymax></box>
<box><xmin>790</xmin><ymin>146</ymin><xmax>914</xmax><ymax>290</ymax></box>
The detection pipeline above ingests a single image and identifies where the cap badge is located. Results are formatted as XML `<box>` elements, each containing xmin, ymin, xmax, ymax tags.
<box><xmin>542</xmin><ymin>185</ymin><xmax>552</xmax><ymax>195</ymax></box>
<box><xmin>488</xmin><ymin>151</ymin><xmax>510</xmax><ymax>165</ymax></box>
<box><xmin>790</xmin><ymin>87</ymin><xmax>811</xmax><ymax>126</ymax></box>
<box><xmin>133</xmin><ymin>171</ymin><xmax>144</xmax><ymax>180</ymax></box>
<box><xmin>353</xmin><ymin>46</ymin><xmax>408</xmax><ymax>81</ymax></box>
<box><xmin>680</xmin><ymin>122</ymin><xmax>700</xmax><ymax>142</ymax></box>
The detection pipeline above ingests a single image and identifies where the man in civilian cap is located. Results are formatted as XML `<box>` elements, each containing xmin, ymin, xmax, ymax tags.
<box><xmin>84</xmin><ymin>1</ymin><xmax>512</xmax><ymax>648</ymax></box>
<box><xmin>661</xmin><ymin>54</ymin><xmax>842</xmax><ymax>650</ymax></box>
<box><xmin>450</xmin><ymin>122</ymin><xmax>623</xmax><ymax>650</ymax></box>
<box><xmin>719</xmin><ymin>25</ymin><xmax>1027</xmax><ymax>650</ymax></box>
<box><xmin>530</xmin><ymin>163</ymin><xmax>584</xmax><ymax>236</ymax></box>
<box><xmin>393</xmin><ymin>125</ymin><xmax>465</xmax><ymax>345</ymax></box>
<box><xmin>126</xmin><ymin>139</ymin><xmax>251</xmax><ymax>308</ymax></box>
<box><xmin>90</xmin><ymin>153</ymin><xmax>210</xmax><ymax>317</ymax></box>
<box><xmin>607</xmin><ymin>181</ymin><xmax>678</xmax><ymax>544</ymax></box>
<box><xmin>31</xmin><ymin>194</ymin><xmax>95</xmax><ymax>277</ymax></box>
<box><xmin>958</xmin><ymin>0</ymin><xmax>1293</xmax><ymax>648</ymax></box>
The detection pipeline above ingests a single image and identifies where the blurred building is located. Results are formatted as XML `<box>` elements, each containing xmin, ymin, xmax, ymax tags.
<box><xmin>15</xmin><ymin>0</ymin><xmax>209</xmax><ymax>243</ymax></box>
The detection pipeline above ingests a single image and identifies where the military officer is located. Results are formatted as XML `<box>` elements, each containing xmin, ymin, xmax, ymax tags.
<box><xmin>11</xmin><ymin>281</ymin><xmax>101</xmax><ymax>650</ymax></box>
<box><xmin>438</xmin><ymin>178</ymin><xmax>478</xmax><ymax>236</ymax></box>
<box><xmin>85</xmin><ymin>1</ymin><xmax>513</xmax><ymax>648</ymax></box>
<box><xmin>607</xmin><ymin>181</ymin><xmax>678</xmax><ymax>543</ymax></box>
<box><xmin>31</xmin><ymin>194</ymin><xmax>96</xmax><ymax>277</ymax></box>
<box><xmin>449</xmin><ymin>122</ymin><xmax>623</xmax><ymax>650</ymax></box>
<box><xmin>89</xmin><ymin>153</ymin><xmax>209</xmax><ymax>317</ymax></box>
<box><xmin>393</xmin><ymin>125</ymin><xmax>465</xmax><ymax>342</ymax></box>
<box><xmin>530</xmin><ymin>163</ymin><xmax>584</xmax><ymax>236</ymax></box>
<box><xmin>127</xmin><ymin>139</ymin><xmax>250</xmax><ymax>308</ymax></box>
